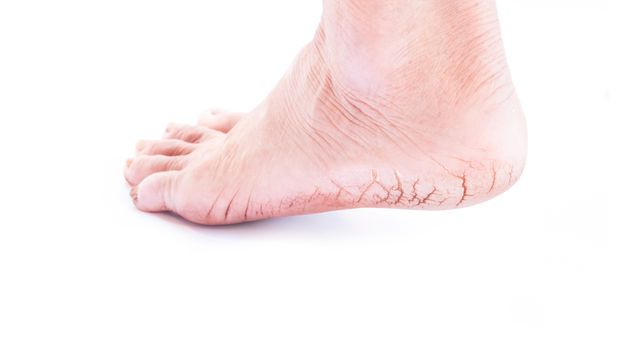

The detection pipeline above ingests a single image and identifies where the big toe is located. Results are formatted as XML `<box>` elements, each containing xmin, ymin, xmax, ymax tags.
<box><xmin>132</xmin><ymin>171</ymin><xmax>179</xmax><ymax>212</ymax></box>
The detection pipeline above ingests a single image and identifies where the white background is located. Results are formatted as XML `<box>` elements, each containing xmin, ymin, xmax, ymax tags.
<box><xmin>0</xmin><ymin>0</ymin><xmax>615</xmax><ymax>349</ymax></box>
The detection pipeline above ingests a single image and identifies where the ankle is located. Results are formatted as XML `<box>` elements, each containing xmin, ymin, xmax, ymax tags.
<box><xmin>319</xmin><ymin>0</ymin><xmax>509</xmax><ymax>110</ymax></box>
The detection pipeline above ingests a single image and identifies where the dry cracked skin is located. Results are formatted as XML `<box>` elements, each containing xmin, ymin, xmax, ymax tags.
<box><xmin>125</xmin><ymin>0</ymin><xmax>527</xmax><ymax>225</ymax></box>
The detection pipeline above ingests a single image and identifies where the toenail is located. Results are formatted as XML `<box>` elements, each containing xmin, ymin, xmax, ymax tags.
<box><xmin>136</xmin><ymin>140</ymin><xmax>146</xmax><ymax>151</ymax></box>
<box><xmin>126</xmin><ymin>158</ymin><xmax>133</xmax><ymax>168</ymax></box>
<box><xmin>130</xmin><ymin>187</ymin><xmax>138</xmax><ymax>203</ymax></box>
<box><xmin>165</xmin><ymin>123</ymin><xmax>179</xmax><ymax>133</ymax></box>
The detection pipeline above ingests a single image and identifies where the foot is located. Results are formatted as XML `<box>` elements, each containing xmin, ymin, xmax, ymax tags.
<box><xmin>125</xmin><ymin>1</ymin><xmax>527</xmax><ymax>225</ymax></box>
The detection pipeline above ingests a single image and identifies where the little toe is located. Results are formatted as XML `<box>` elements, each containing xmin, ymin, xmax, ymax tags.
<box><xmin>132</xmin><ymin>171</ymin><xmax>180</xmax><ymax>212</ymax></box>
<box><xmin>198</xmin><ymin>109</ymin><xmax>244</xmax><ymax>133</ymax></box>
<box><xmin>164</xmin><ymin>123</ymin><xmax>217</xmax><ymax>143</ymax></box>
<box><xmin>136</xmin><ymin>139</ymin><xmax>197</xmax><ymax>156</ymax></box>
<box><xmin>124</xmin><ymin>155</ymin><xmax>187</xmax><ymax>186</ymax></box>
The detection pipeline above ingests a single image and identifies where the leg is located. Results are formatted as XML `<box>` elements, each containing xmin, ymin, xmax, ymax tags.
<box><xmin>125</xmin><ymin>0</ymin><xmax>527</xmax><ymax>224</ymax></box>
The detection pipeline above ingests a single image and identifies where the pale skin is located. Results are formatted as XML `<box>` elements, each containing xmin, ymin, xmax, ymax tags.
<box><xmin>125</xmin><ymin>0</ymin><xmax>528</xmax><ymax>225</ymax></box>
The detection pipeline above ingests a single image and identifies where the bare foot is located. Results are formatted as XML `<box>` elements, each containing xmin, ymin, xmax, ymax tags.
<box><xmin>125</xmin><ymin>0</ymin><xmax>527</xmax><ymax>225</ymax></box>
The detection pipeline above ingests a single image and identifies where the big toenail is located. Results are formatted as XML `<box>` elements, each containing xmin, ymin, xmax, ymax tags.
<box><xmin>126</xmin><ymin>158</ymin><xmax>133</xmax><ymax>168</ymax></box>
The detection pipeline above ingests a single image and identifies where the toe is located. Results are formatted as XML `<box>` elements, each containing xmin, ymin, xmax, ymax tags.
<box><xmin>164</xmin><ymin>123</ymin><xmax>216</xmax><ymax>143</ymax></box>
<box><xmin>136</xmin><ymin>139</ymin><xmax>197</xmax><ymax>156</ymax></box>
<box><xmin>198</xmin><ymin>109</ymin><xmax>244</xmax><ymax>133</ymax></box>
<box><xmin>132</xmin><ymin>171</ymin><xmax>179</xmax><ymax>212</ymax></box>
<box><xmin>124</xmin><ymin>155</ymin><xmax>187</xmax><ymax>186</ymax></box>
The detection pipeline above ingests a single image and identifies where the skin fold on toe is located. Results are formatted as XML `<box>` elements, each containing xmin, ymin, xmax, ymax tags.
<box><xmin>125</xmin><ymin>0</ymin><xmax>527</xmax><ymax>225</ymax></box>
